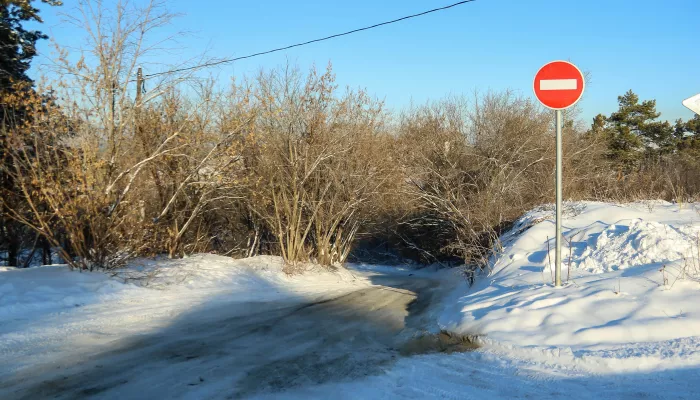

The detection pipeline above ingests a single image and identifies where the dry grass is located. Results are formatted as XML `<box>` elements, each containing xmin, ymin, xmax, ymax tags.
<box><xmin>400</xmin><ymin>330</ymin><xmax>480</xmax><ymax>355</ymax></box>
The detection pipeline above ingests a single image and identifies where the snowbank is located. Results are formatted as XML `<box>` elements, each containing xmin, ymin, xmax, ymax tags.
<box><xmin>0</xmin><ymin>255</ymin><xmax>365</xmax><ymax>326</ymax></box>
<box><xmin>575</xmin><ymin>218</ymin><xmax>700</xmax><ymax>273</ymax></box>
<box><xmin>0</xmin><ymin>265</ymin><xmax>134</xmax><ymax>322</ymax></box>
<box><xmin>0</xmin><ymin>255</ymin><xmax>370</xmax><ymax>373</ymax></box>
<box><xmin>440</xmin><ymin>201</ymin><xmax>700</xmax><ymax>372</ymax></box>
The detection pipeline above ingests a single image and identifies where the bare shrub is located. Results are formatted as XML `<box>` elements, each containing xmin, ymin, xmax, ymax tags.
<box><xmin>0</xmin><ymin>0</ymin><xmax>204</xmax><ymax>270</ymax></box>
<box><xmin>396</xmin><ymin>91</ymin><xmax>612</xmax><ymax>277</ymax></box>
<box><xmin>244</xmin><ymin>65</ymin><xmax>391</xmax><ymax>269</ymax></box>
<box><xmin>135</xmin><ymin>85</ymin><xmax>250</xmax><ymax>258</ymax></box>
<box><xmin>400</xmin><ymin>93</ymin><xmax>549</xmax><ymax>272</ymax></box>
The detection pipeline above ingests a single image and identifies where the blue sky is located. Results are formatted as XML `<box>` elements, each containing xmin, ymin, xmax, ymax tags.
<box><xmin>31</xmin><ymin>0</ymin><xmax>699</xmax><ymax>124</ymax></box>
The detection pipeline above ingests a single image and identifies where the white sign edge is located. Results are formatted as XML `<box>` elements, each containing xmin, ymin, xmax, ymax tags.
<box><xmin>682</xmin><ymin>93</ymin><xmax>700</xmax><ymax>115</ymax></box>
<box><xmin>532</xmin><ymin>60</ymin><xmax>586</xmax><ymax>111</ymax></box>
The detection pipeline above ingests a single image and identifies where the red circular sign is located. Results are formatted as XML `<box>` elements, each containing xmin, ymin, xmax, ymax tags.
<box><xmin>533</xmin><ymin>61</ymin><xmax>585</xmax><ymax>110</ymax></box>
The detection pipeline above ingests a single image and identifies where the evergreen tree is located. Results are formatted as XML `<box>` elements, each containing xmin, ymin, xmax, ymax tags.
<box><xmin>590</xmin><ymin>113</ymin><xmax>608</xmax><ymax>137</ymax></box>
<box><xmin>0</xmin><ymin>0</ymin><xmax>61</xmax><ymax>89</ymax></box>
<box><xmin>684</xmin><ymin>114</ymin><xmax>700</xmax><ymax>137</ymax></box>
<box><xmin>600</xmin><ymin>91</ymin><xmax>645</xmax><ymax>167</ymax></box>
<box><xmin>643</xmin><ymin>120</ymin><xmax>676</xmax><ymax>154</ymax></box>
<box><xmin>674</xmin><ymin>115</ymin><xmax>700</xmax><ymax>150</ymax></box>
<box><xmin>0</xmin><ymin>0</ymin><xmax>60</xmax><ymax>267</ymax></box>
<box><xmin>592</xmin><ymin>90</ymin><xmax>676</xmax><ymax>168</ymax></box>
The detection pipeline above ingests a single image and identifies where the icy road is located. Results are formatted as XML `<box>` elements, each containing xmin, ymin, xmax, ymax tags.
<box><xmin>0</xmin><ymin>275</ymin><xmax>445</xmax><ymax>399</ymax></box>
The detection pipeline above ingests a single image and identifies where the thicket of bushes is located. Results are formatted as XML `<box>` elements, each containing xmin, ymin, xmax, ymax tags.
<box><xmin>1</xmin><ymin>0</ymin><xmax>699</xmax><ymax>274</ymax></box>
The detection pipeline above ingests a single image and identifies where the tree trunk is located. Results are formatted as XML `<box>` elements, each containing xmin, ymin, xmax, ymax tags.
<box><xmin>41</xmin><ymin>236</ymin><xmax>51</xmax><ymax>265</ymax></box>
<box><xmin>6</xmin><ymin>222</ymin><xmax>19</xmax><ymax>267</ymax></box>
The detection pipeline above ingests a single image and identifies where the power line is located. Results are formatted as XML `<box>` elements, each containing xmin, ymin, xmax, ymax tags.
<box><xmin>143</xmin><ymin>0</ymin><xmax>477</xmax><ymax>80</ymax></box>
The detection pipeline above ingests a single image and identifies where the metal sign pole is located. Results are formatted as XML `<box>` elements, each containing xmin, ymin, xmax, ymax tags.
<box><xmin>555</xmin><ymin>109</ymin><xmax>563</xmax><ymax>287</ymax></box>
<box><xmin>534</xmin><ymin>61</ymin><xmax>583</xmax><ymax>288</ymax></box>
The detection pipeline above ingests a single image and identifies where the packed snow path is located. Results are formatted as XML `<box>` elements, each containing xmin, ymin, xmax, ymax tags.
<box><xmin>0</xmin><ymin>275</ymin><xmax>444</xmax><ymax>399</ymax></box>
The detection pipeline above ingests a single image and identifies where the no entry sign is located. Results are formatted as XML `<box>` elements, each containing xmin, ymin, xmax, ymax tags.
<box><xmin>533</xmin><ymin>61</ymin><xmax>585</xmax><ymax>110</ymax></box>
<box><xmin>533</xmin><ymin>60</ymin><xmax>585</xmax><ymax>288</ymax></box>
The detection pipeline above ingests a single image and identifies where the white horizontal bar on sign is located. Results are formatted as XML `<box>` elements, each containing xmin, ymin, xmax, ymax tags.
<box><xmin>540</xmin><ymin>79</ymin><xmax>577</xmax><ymax>91</ymax></box>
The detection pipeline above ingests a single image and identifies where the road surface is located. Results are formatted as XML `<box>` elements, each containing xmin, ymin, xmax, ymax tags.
<box><xmin>0</xmin><ymin>275</ymin><xmax>446</xmax><ymax>399</ymax></box>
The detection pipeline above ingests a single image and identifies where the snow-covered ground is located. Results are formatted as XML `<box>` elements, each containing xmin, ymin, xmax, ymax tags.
<box><xmin>0</xmin><ymin>255</ymin><xmax>370</xmax><ymax>376</ymax></box>
<box><xmin>2</xmin><ymin>202</ymin><xmax>700</xmax><ymax>399</ymax></box>
<box><xmin>438</xmin><ymin>201</ymin><xmax>700</xmax><ymax>374</ymax></box>
<box><xmin>264</xmin><ymin>201</ymin><xmax>700</xmax><ymax>399</ymax></box>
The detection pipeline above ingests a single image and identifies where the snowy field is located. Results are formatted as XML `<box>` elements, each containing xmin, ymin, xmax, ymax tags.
<box><xmin>2</xmin><ymin>201</ymin><xmax>700</xmax><ymax>399</ymax></box>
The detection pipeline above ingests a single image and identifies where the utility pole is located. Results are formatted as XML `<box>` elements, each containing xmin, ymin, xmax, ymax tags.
<box><xmin>111</xmin><ymin>80</ymin><xmax>116</xmax><ymax>138</ymax></box>
<box><xmin>110</xmin><ymin>80</ymin><xmax>117</xmax><ymax>159</ymax></box>
<box><xmin>136</xmin><ymin>67</ymin><xmax>143</xmax><ymax>106</ymax></box>
<box><xmin>135</xmin><ymin>67</ymin><xmax>143</xmax><ymax>137</ymax></box>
